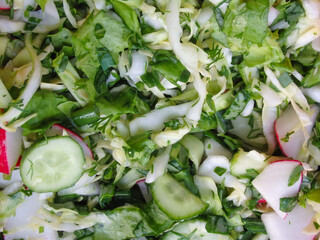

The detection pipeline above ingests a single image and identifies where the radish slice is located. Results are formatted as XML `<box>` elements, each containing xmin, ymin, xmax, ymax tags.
<box><xmin>0</xmin><ymin>0</ymin><xmax>10</xmax><ymax>9</ymax></box>
<box><xmin>252</xmin><ymin>160</ymin><xmax>303</xmax><ymax>219</ymax></box>
<box><xmin>275</xmin><ymin>104</ymin><xmax>319</xmax><ymax>159</ymax></box>
<box><xmin>137</xmin><ymin>179</ymin><xmax>152</xmax><ymax>203</ymax></box>
<box><xmin>4</xmin><ymin>193</ymin><xmax>58</xmax><ymax>240</ymax></box>
<box><xmin>261</xmin><ymin>204</ymin><xmax>316</xmax><ymax>240</ymax></box>
<box><xmin>0</xmin><ymin>128</ymin><xmax>22</xmax><ymax>174</ymax></box>
<box><xmin>47</xmin><ymin>124</ymin><xmax>93</xmax><ymax>158</ymax></box>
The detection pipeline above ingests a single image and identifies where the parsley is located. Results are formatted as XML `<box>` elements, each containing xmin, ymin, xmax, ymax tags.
<box><xmin>281</xmin><ymin>131</ymin><xmax>295</xmax><ymax>143</ymax></box>
<box><xmin>288</xmin><ymin>165</ymin><xmax>303</xmax><ymax>187</ymax></box>
<box><xmin>279</xmin><ymin>72</ymin><xmax>293</xmax><ymax>88</ymax></box>
<box><xmin>39</xmin><ymin>226</ymin><xmax>44</xmax><ymax>233</ymax></box>
<box><xmin>214</xmin><ymin>166</ymin><xmax>227</xmax><ymax>176</ymax></box>
<box><xmin>164</xmin><ymin>119</ymin><xmax>183</xmax><ymax>130</ymax></box>
<box><xmin>206</xmin><ymin>44</ymin><xmax>224</xmax><ymax>68</ymax></box>
<box><xmin>279</xmin><ymin>197</ymin><xmax>298</xmax><ymax>212</ymax></box>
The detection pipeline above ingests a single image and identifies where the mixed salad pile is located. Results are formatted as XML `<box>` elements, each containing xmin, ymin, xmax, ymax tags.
<box><xmin>1</xmin><ymin>0</ymin><xmax>320</xmax><ymax>239</ymax></box>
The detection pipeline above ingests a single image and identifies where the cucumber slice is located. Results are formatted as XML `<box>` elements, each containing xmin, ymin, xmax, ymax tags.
<box><xmin>151</xmin><ymin>174</ymin><xmax>208</xmax><ymax>220</ymax></box>
<box><xmin>230</xmin><ymin>149</ymin><xmax>269</xmax><ymax>177</ymax></box>
<box><xmin>20</xmin><ymin>136</ymin><xmax>85</xmax><ymax>193</ymax></box>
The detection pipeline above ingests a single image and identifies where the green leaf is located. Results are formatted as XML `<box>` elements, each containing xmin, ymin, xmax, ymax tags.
<box><xmin>306</xmin><ymin>189</ymin><xmax>320</xmax><ymax>203</ymax></box>
<box><xmin>35</xmin><ymin>0</ymin><xmax>48</xmax><ymax>10</ymax></box>
<box><xmin>49</xmin><ymin>28</ymin><xmax>73</xmax><ymax>50</ymax></box>
<box><xmin>279</xmin><ymin>197</ymin><xmax>298</xmax><ymax>212</ymax></box>
<box><xmin>19</xmin><ymin>90</ymin><xmax>68</xmax><ymax>135</ymax></box>
<box><xmin>96</xmin><ymin>86</ymin><xmax>150</xmax><ymax>119</ymax></box>
<box><xmin>141</xmin><ymin>71</ymin><xmax>165</xmax><ymax>91</ymax></box>
<box><xmin>0</xmin><ymin>192</ymin><xmax>24</xmax><ymax>220</ymax></box>
<box><xmin>302</xmin><ymin>57</ymin><xmax>320</xmax><ymax>88</ymax></box>
<box><xmin>97</xmin><ymin>48</ymin><xmax>115</xmax><ymax>72</ymax></box>
<box><xmin>150</xmin><ymin>50</ymin><xmax>190</xmax><ymax>86</ymax></box>
<box><xmin>288</xmin><ymin>165</ymin><xmax>303</xmax><ymax>187</ymax></box>
<box><xmin>214</xmin><ymin>167</ymin><xmax>227</xmax><ymax>176</ymax></box>
<box><xmin>223</xmin><ymin>90</ymin><xmax>251</xmax><ymax>120</ymax></box>
<box><xmin>94</xmin><ymin>206</ymin><xmax>155</xmax><ymax>240</ymax></box>
<box><xmin>53</xmin><ymin>53</ymin><xmax>97</xmax><ymax>105</ymax></box>
<box><xmin>272</xmin><ymin>1</ymin><xmax>304</xmax><ymax>27</ymax></box>
<box><xmin>291</xmin><ymin>44</ymin><xmax>318</xmax><ymax>67</ymax></box>
<box><xmin>223</xmin><ymin>0</ymin><xmax>269</xmax><ymax>44</ymax></box>
<box><xmin>73</xmin><ymin>11</ymin><xmax>131</xmax><ymax>80</ymax></box>
<box><xmin>205</xmin><ymin>215</ymin><xmax>228</xmax><ymax>235</ymax></box>
<box><xmin>110</xmin><ymin>0</ymin><xmax>141</xmax><ymax>33</ymax></box>
<box><xmin>164</xmin><ymin>119</ymin><xmax>183</xmax><ymax>130</ymax></box>
<box><xmin>279</xmin><ymin>72</ymin><xmax>293</xmax><ymax>88</ymax></box>
<box><xmin>242</xmin><ymin>218</ymin><xmax>267</xmax><ymax>234</ymax></box>
<box><xmin>191</xmin><ymin>113</ymin><xmax>218</xmax><ymax>132</ymax></box>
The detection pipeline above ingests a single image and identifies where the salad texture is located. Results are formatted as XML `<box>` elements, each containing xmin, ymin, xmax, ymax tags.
<box><xmin>1</xmin><ymin>0</ymin><xmax>320</xmax><ymax>239</ymax></box>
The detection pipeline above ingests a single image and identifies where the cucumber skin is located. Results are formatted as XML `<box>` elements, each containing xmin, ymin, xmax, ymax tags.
<box><xmin>20</xmin><ymin>136</ymin><xmax>85</xmax><ymax>193</ymax></box>
<box><xmin>150</xmin><ymin>174</ymin><xmax>208</xmax><ymax>221</ymax></box>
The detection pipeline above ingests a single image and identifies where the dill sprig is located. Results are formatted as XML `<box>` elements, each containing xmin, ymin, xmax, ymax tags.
<box><xmin>206</xmin><ymin>44</ymin><xmax>224</xmax><ymax>69</ymax></box>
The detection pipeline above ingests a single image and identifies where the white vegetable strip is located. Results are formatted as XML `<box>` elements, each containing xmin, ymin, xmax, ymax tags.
<box><xmin>0</xmin><ymin>18</ymin><xmax>25</xmax><ymax>33</ymax></box>
<box><xmin>146</xmin><ymin>145</ymin><xmax>172</xmax><ymax>183</ymax></box>
<box><xmin>262</xmin><ymin>105</ymin><xmax>278</xmax><ymax>155</ymax></box>
<box><xmin>152</xmin><ymin>124</ymin><xmax>190</xmax><ymax>147</ymax></box>
<box><xmin>0</xmin><ymin>34</ymin><xmax>42</xmax><ymax>131</ymax></box>
<box><xmin>165</xmin><ymin>0</ymin><xmax>207</xmax><ymax>124</ymax></box>
<box><xmin>268</xmin><ymin>7</ymin><xmax>280</xmax><ymax>26</ymax></box>
<box><xmin>301</xmin><ymin>85</ymin><xmax>320</xmax><ymax>103</ymax></box>
<box><xmin>63</xmin><ymin>0</ymin><xmax>78</xmax><ymax>28</ymax></box>
<box><xmin>129</xmin><ymin>102</ymin><xmax>192</xmax><ymax>136</ymax></box>
<box><xmin>126</xmin><ymin>51</ymin><xmax>148</xmax><ymax>84</ymax></box>
<box><xmin>180</xmin><ymin>134</ymin><xmax>204</xmax><ymax>170</ymax></box>
<box><xmin>241</xmin><ymin>99</ymin><xmax>254</xmax><ymax>117</ymax></box>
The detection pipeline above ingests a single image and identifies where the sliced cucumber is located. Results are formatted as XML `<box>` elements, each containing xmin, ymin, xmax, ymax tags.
<box><xmin>20</xmin><ymin>136</ymin><xmax>85</xmax><ymax>193</ymax></box>
<box><xmin>150</xmin><ymin>174</ymin><xmax>208</xmax><ymax>220</ymax></box>
<box><xmin>230</xmin><ymin>149</ymin><xmax>269</xmax><ymax>177</ymax></box>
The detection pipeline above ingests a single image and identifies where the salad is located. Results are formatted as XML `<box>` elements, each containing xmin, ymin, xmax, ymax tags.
<box><xmin>1</xmin><ymin>0</ymin><xmax>320</xmax><ymax>239</ymax></box>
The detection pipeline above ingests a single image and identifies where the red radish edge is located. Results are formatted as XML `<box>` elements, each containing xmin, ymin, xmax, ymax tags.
<box><xmin>253</xmin><ymin>159</ymin><xmax>304</xmax><ymax>220</ymax></box>
<box><xmin>0</xmin><ymin>129</ymin><xmax>9</xmax><ymax>174</ymax></box>
<box><xmin>274</xmin><ymin>121</ymin><xmax>288</xmax><ymax>157</ymax></box>
<box><xmin>15</xmin><ymin>156</ymin><xmax>21</xmax><ymax>167</ymax></box>
<box><xmin>0</xmin><ymin>7</ymin><xmax>10</xmax><ymax>10</ymax></box>
<box><xmin>136</xmin><ymin>178</ymin><xmax>146</xmax><ymax>184</ymax></box>
<box><xmin>51</xmin><ymin>124</ymin><xmax>94</xmax><ymax>158</ymax></box>
<box><xmin>257</xmin><ymin>198</ymin><xmax>267</xmax><ymax>204</ymax></box>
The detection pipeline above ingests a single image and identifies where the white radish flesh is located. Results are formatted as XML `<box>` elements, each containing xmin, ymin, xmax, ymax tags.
<box><xmin>252</xmin><ymin>160</ymin><xmax>303</xmax><ymax>219</ymax></box>
<box><xmin>0</xmin><ymin>0</ymin><xmax>10</xmax><ymax>9</ymax></box>
<box><xmin>198</xmin><ymin>155</ymin><xmax>230</xmax><ymax>184</ymax></box>
<box><xmin>275</xmin><ymin>104</ymin><xmax>319</xmax><ymax>159</ymax></box>
<box><xmin>261</xmin><ymin>204</ymin><xmax>316</xmax><ymax>240</ymax></box>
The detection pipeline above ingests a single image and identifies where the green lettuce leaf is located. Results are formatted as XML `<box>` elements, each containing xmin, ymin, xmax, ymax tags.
<box><xmin>110</xmin><ymin>0</ymin><xmax>141</xmax><ymax>33</ymax></box>
<box><xmin>94</xmin><ymin>206</ymin><xmax>155</xmax><ymax>239</ymax></box>
<box><xmin>223</xmin><ymin>0</ymin><xmax>269</xmax><ymax>44</ymax></box>
<box><xmin>19</xmin><ymin>90</ymin><xmax>68</xmax><ymax>135</ymax></box>
<box><xmin>72</xmin><ymin>11</ymin><xmax>131</xmax><ymax>80</ymax></box>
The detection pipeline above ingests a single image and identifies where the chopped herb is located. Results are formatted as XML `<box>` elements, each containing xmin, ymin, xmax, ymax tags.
<box><xmin>279</xmin><ymin>197</ymin><xmax>298</xmax><ymax>212</ymax></box>
<box><xmin>214</xmin><ymin>166</ymin><xmax>227</xmax><ymax>176</ymax></box>
<box><xmin>288</xmin><ymin>165</ymin><xmax>303</xmax><ymax>187</ymax></box>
